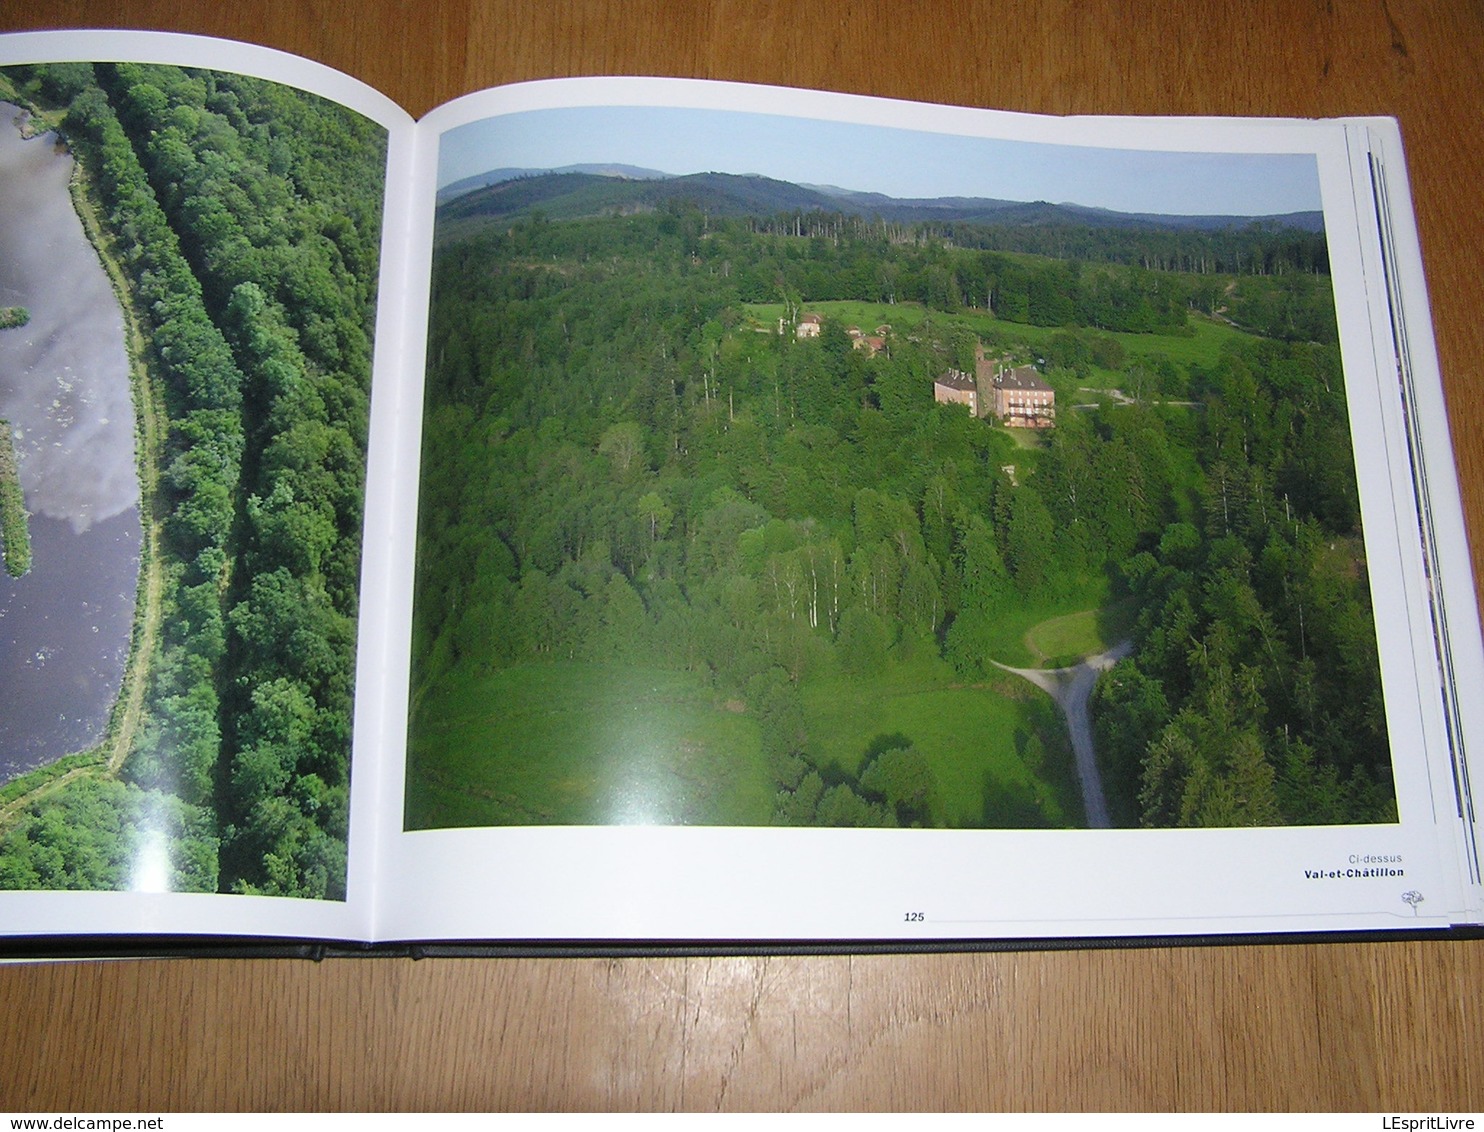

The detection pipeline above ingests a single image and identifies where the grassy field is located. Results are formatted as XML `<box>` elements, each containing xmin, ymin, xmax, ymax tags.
<box><xmin>1023</xmin><ymin>599</ymin><xmax>1137</xmax><ymax>667</ymax></box>
<box><xmin>963</xmin><ymin>573</ymin><xmax>1119</xmax><ymax>668</ymax></box>
<box><xmin>406</xmin><ymin>649</ymin><xmax>1091</xmax><ymax>831</ymax></box>
<box><xmin>405</xmin><ymin>662</ymin><xmax>777</xmax><ymax>829</ymax></box>
<box><xmin>742</xmin><ymin>300</ymin><xmax>1252</xmax><ymax>373</ymax></box>
<box><xmin>1026</xmin><ymin>610</ymin><xmax>1106</xmax><ymax>664</ymax></box>
<box><xmin>800</xmin><ymin>654</ymin><xmax>1083</xmax><ymax>828</ymax></box>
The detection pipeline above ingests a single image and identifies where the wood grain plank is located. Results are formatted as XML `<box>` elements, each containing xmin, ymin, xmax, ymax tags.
<box><xmin>3</xmin><ymin>944</ymin><xmax>1482</xmax><ymax>1109</ymax></box>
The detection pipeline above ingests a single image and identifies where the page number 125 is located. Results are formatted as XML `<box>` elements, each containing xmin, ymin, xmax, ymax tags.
<box><xmin>903</xmin><ymin>911</ymin><xmax>925</xmax><ymax>923</ymax></box>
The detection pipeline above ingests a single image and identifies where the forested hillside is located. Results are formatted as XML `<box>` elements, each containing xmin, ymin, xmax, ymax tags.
<box><xmin>442</xmin><ymin>169</ymin><xmax>1328</xmax><ymax>279</ymax></box>
<box><xmin>407</xmin><ymin>198</ymin><xmax>1393</xmax><ymax>831</ymax></box>
<box><xmin>0</xmin><ymin>63</ymin><xmax>386</xmax><ymax>897</ymax></box>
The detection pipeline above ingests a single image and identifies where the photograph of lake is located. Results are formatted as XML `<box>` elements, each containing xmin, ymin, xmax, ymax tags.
<box><xmin>0</xmin><ymin>103</ymin><xmax>140</xmax><ymax>782</ymax></box>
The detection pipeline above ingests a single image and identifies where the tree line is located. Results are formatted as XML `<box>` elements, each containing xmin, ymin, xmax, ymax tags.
<box><xmin>738</xmin><ymin>207</ymin><xmax>1329</xmax><ymax>278</ymax></box>
<box><xmin>515</xmin><ymin>202</ymin><xmax>1336</xmax><ymax>344</ymax></box>
<box><xmin>1093</xmin><ymin>342</ymin><xmax>1392</xmax><ymax>826</ymax></box>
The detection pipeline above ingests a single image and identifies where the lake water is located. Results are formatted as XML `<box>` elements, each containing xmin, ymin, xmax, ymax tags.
<box><xmin>0</xmin><ymin>102</ymin><xmax>142</xmax><ymax>781</ymax></box>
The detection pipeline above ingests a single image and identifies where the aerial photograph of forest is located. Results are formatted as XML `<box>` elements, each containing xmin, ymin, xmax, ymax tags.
<box><xmin>405</xmin><ymin>105</ymin><xmax>1396</xmax><ymax>833</ymax></box>
<box><xmin>0</xmin><ymin>62</ymin><xmax>386</xmax><ymax>897</ymax></box>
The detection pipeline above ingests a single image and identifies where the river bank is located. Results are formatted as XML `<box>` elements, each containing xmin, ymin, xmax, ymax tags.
<box><xmin>0</xmin><ymin>96</ymin><xmax>146</xmax><ymax>783</ymax></box>
<box><xmin>0</xmin><ymin>419</ymin><xmax>29</xmax><ymax>576</ymax></box>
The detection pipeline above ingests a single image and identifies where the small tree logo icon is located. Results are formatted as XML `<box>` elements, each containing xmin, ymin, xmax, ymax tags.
<box><xmin>1401</xmin><ymin>890</ymin><xmax>1424</xmax><ymax>916</ymax></box>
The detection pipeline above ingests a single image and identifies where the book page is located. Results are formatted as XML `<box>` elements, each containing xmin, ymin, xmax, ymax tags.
<box><xmin>0</xmin><ymin>31</ymin><xmax>415</xmax><ymax>945</ymax></box>
<box><xmin>368</xmin><ymin>77</ymin><xmax>1481</xmax><ymax>944</ymax></box>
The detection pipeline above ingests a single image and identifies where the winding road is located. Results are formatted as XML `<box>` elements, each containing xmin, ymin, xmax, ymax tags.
<box><xmin>993</xmin><ymin>639</ymin><xmax>1133</xmax><ymax>828</ymax></box>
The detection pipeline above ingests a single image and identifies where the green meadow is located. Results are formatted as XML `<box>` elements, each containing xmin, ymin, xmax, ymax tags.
<box><xmin>406</xmin><ymin>663</ymin><xmax>775</xmax><ymax>828</ymax></box>
<box><xmin>405</xmin><ymin>651</ymin><xmax>1087</xmax><ymax>831</ymax></box>
<box><xmin>742</xmin><ymin>300</ymin><xmax>1252</xmax><ymax>374</ymax></box>
<box><xmin>799</xmin><ymin>654</ymin><xmax>1083</xmax><ymax>828</ymax></box>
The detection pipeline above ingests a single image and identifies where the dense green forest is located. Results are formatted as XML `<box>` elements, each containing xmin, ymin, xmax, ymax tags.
<box><xmin>407</xmin><ymin>195</ymin><xmax>1393</xmax><ymax>831</ymax></box>
<box><xmin>442</xmin><ymin>168</ymin><xmax>1330</xmax><ymax>282</ymax></box>
<box><xmin>0</xmin><ymin>63</ymin><xmax>386</xmax><ymax>897</ymax></box>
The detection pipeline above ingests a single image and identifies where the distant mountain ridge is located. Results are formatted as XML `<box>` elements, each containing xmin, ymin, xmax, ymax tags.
<box><xmin>436</xmin><ymin>167</ymin><xmax>1325</xmax><ymax>234</ymax></box>
<box><xmin>435</xmin><ymin>163</ymin><xmax>672</xmax><ymax>204</ymax></box>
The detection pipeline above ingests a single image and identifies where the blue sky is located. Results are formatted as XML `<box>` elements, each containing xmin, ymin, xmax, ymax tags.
<box><xmin>437</xmin><ymin>105</ymin><xmax>1324</xmax><ymax>217</ymax></box>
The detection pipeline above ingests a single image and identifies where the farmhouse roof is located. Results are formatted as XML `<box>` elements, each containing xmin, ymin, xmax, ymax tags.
<box><xmin>935</xmin><ymin>369</ymin><xmax>977</xmax><ymax>392</ymax></box>
<box><xmin>994</xmin><ymin>365</ymin><xmax>1051</xmax><ymax>392</ymax></box>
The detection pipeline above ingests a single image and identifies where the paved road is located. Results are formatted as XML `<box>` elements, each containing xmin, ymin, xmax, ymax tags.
<box><xmin>993</xmin><ymin>639</ymin><xmax>1133</xmax><ymax>829</ymax></box>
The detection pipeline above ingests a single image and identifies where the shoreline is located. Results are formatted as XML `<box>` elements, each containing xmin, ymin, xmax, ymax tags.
<box><xmin>0</xmin><ymin>90</ymin><xmax>163</xmax><ymax>821</ymax></box>
<box><xmin>0</xmin><ymin>417</ymin><xmax>30</xmax><ymax>577</ymax></box>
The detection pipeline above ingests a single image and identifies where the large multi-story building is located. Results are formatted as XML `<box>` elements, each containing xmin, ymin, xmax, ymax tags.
<box><xmin>932</xmin><ymin>368</ymin><xmax>979</xmax><ymax>415</ymax></box>
<box><xmin>990</xmin><ymin>363</ymin><xmax>1056</xmax><ymax>427</ymax></box>
<box><xmin>968</xmin><ymin>343</ymin><xmax>1057</xmax><ymax>428</ymax></box>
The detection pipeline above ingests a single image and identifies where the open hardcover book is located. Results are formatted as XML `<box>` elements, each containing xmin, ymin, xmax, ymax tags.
<box><xmin>0</xmin><ymin>29</ymin><xmax>1479</xmax><ymax>953</ymax></box>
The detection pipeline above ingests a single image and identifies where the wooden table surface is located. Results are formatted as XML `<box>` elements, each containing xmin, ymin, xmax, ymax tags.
<box><xmin>2</xmin><ymin>0</ymin><xmax>1482</xmax><ymax>1112</ymax></box>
